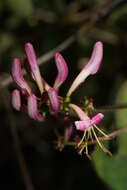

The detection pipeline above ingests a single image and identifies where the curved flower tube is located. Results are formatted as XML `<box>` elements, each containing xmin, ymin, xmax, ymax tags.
<box><xmin>25</xmin><ymin>43</ymin><xmax>44</xmax><ymax>94</ymax></box>
<box><xmin>69</xmin><ymin>103</ymin><xmax>90</xmax><ymax>121</ymax></box>
<box><xmin>24</xmin><ymin>56</ymin><xmax>35</xmax><ymax>80</ymax></box>
<box><xmin>53</xmin><ymin>52</ymin><xmax>69</xmax><ymax>90</ymax></box>
<box><xmin>67</xmin><ymin>41</ymin><xmax>103</xmax><ymax>97</ymax></box>
<box><xmin>27</xmin><ymin>94</ymin><xmax>44</xmax><ymax>121</ymax></box>
<box><xmin>48</xmin><ymin>88</ymin><xmax>59</xmax><ymax>113</ymax></box>
<box><xmin>12</xmin><ymin>58</ymin><xmax>32</xmax><ymax>95</ymax></box>
<box><xmin>12</xmin><ymin>89</ymin><xmax>21</xmax><ymax>111</ymax></box>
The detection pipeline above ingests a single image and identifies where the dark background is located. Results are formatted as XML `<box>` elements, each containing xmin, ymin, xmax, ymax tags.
<box><xmin>0</xmin><ymin>0</ymin><xmax>127</xmax><ymax>189</ymax></box>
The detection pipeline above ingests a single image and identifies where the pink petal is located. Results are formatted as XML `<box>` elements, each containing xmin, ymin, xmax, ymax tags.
<box><xmin>11</xmin><ymin>89</ymin><xmax>21</xmax><ymax>111</ymax></box>
<box><xmin>69</xmin><ymin>103</ymin><xmax>90</xmax><ymax>121</ymax></box>
<box><xmin>53</xmin><ymin>52</ymin><xmax>69</xmax><ymax>89</ymax></box>
<box><xmin>84</xmin><ymin>41</ymin><xmax>103</xmax><ymax>74</ymax></box>
<box><xmin>75</xmin><ymin>120</ymin><xmax>91</xmax><ymax>131</ymax></box>
<box><xmin>48</xmin><ymin>88</ymin><xmax>59</xmax><ymax>113</ymax></box>
<box><xmin>12</xmin><ymin>58</ymin><xmax>31</xmax><ymax>95</ymax></box>
<box><xmin>67</xmin><ymin>41</ymin><xmax>103</xmax><ymax>96</ymax></box>
<box><xmin>27</xmin><ymin>94</ymin><xmax>43</xmax><ymax>121</ymax></box>
<box><xmin>24</xmin><ymin>56</ymin><xmax>35</xmax><ymax>80</ymax></box>
<box><xmin>25</xmin><ymin>43</ymin><xmax>44</xmax><ymax>94</ymax></box>
<box><xmin>91</xmin><ymin>113</ymin><xmax>104</xmax><ymax>126</ymax></box>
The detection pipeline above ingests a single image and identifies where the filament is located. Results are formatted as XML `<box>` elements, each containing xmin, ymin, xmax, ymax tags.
<box><xmin>92</xmin><ymin>128</ymin><xmax>112</xmax><ymax>157</ymax></box>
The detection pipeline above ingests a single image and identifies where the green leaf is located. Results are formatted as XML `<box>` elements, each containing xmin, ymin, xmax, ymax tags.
<box><xmin>93</xmin><ymin>147</ymin><xmax>127</xmax><ymax>190</ymax></box>
<box><xmin>115</xmin><ymin>81</ymin><xmax>127</xmax><ymax>156</ymax></box>
<box><xmin>93</xmin><ymin>81</ymin><xmax>127</xmax><ymax>190</ymax></box>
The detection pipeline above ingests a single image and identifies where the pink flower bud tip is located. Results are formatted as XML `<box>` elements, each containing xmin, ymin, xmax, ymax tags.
<box><xmin>54</xmin><ymin>52</ymin><xmax>69</xmax><ymax>89</ymax></box>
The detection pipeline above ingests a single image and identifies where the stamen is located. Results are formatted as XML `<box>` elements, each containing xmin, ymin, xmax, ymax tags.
<box><xmin>84</xmin><ymin>142</ymin><xmax>91</xmax><ymax>160</ymax></box>
<box><xmin>77</xmin><ymin>130</ymin><xmax>86</xmax><ymax>147</ymax></box>
<box><xmin>94</xmin><ymin>125</ymin><xmax>108</xmax><ymax>138</ymax></box>
<box><xmin>92</xmin><ymin>128</ymin><xmax>112</xmax><ymax>156</ymax></box>
<box><xmin>79</xmin><ymin>142</ymin><xmax>86</xmax><ymax>155</ymax></box>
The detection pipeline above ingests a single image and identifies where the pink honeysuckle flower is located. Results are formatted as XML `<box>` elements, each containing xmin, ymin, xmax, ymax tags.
<box><xmin>27</xmin><ymin>94</ymin><xmax>44</xmax><ymax>121</ymax></box>
<box><xmin>69</xmin><ymin>103</ymin><xmax>111</xmax><ymax>158</ymax></box>
<box><xmin>11</xmin><ymin>43</ymin><xmax>69</xmax><ymax>119</ymax></box>
<box><xmin>75</xmin><ymin>113</ymin><xmax>104</xmax><ymax>131</ymax></box>
<box><xmin>12</xmin><ymin>58</ymin><xmax>32</xmax><ymax>95</ymax></box>
<box><xmin>24</xmin><ymin>47</ymin><xmax>68</xmax><ymax>113</ymax></box>
<box><xmin>41</xmin><ymin>52</ymin><xmax>68</xmax><ymax>113</ymax></box>
<box><xmin>53</xmin><ymin>52</ymin><xmax>69</xmax><ymax>90</ymax></box>
<box><xmin>12</xmin><ymin>89</ymin><xmax>21</xmax><ymax>111</ymax></box>
<box><xmin>69</xmin><ymin>103</ymin><xmax>104</xmax><ymax>131</ymax></box>
<box><xmin>11</xmin><ymin>57</ymin><xmax>43</xmax><ymax>120</ymax></box>
<box><xmin>67</xmin><ymin>41</ymin><xmax>103</xmax><ymax>97</ymax></box>
<box><xmin>48</xmin><ymin>52</ymin><xmax>68</xmax><ymax>113</ymax></box>
<box><xmin>25</xmin><ymin>43</ymin><xmax>44</xmax><ymax>94</ymax></box>
<box><xmin>48</xmin><ymin>88</ymin><xmax>59</xmax><ymax>113</ymax></box>
<box><xmin>24</xmin><ymin>56</ymin><xmax>35</xmax><ymax>80</ymax></box>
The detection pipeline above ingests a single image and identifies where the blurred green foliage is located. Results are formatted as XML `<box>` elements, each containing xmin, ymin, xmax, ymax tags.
<box><xmin>115</xmin><ymin>81</ymin><xmax>127</xmax><ymax>156</ymax></box>
<box><xmin>93</xmin><ymin>145</ymin><xmax>127</xmax><ymax>190</ymax></box>
<box><xmin>93</xmin><ymin>81</ymin><xmax>127</xmax><ymax>190</ymax></box>
<box><xmin>6</xmin><ymin>0</ymin><xmax>33</xmax><ymax>17</ymax></box>
<box><xmin>0</xmin><ymin>0</ymin><xmax>127</xmax><ymax>190</ymax></box>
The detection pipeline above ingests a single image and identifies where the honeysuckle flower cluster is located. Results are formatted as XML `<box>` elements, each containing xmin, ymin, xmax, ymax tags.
<box><xmin>11</xmin><ymin>41</ymin><xmax>111</xmax><ymax>158</ymax></box>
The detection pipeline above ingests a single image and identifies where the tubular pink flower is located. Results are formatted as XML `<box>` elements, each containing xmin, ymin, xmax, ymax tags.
<box><xmin>11</xmin><ymin>89</ymin><xmax>21</xmax><ymax>111</ymax></box>
<box><xmin>25</xmin><ymin>43</ymin><xmax>44</xmax><ymax>94</ymax></box>
<box><xmin>53</xmin><ymin>52</ymin><xmax>69</xmax><ymax>90</ymax></box>
<box><xmin>12</xmin><ymin>58</ymin><xmax>31</xmax><ymax>95</ymax></box>
<box><xmin>48</xmin><ymin>88</ymin><xmax>59</xmax><ymax>113</ymax></box>
<box><xmin>67</xmin><ymin>41</ymin><xmax>103</xmax><ymax>97</ymax></box>
<box><xmin>27</xmin><ymin>94</ymin><xmax>43</xmax><ymax>121</ymax></box>
<box><xmin>69</xmin><ymin>103</ymin><xmax>104</xmax><ymax>131</ymax></box>
<box><xmin>73</xmin><ymin>106</ymin><xmax>110</xmax><ymax>157</ymax></box>
<box><xmin>24</xmin><ymin>56</ymin><xmax>35</xmax><ymax>80</ymax></box>
<box><xmin>71</xmin><ymin>104</ymin><xmax>110</xmax><ymax>157</ymax></box>
<box><xmin>69</xmin><ymin>103</ymin><xmax>90</xmax><ymax>121</ymax></box>
<box><xmin>75</xmin><ymin>121</ymin><xmax>90</xmax><ymax>131</ymax></box>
